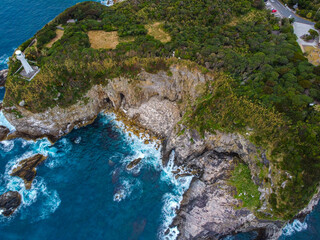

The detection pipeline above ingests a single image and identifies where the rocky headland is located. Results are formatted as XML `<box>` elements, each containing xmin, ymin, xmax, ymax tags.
<box><xmin>2</xmin><ymin>63</ymin><xmax>319</xmax><ymax>239</ymax></box>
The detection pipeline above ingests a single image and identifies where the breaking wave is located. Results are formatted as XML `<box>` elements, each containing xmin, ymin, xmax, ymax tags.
<box><xmin>0</xmin><ymin>54</ymin><xmax>9</xmax><ymax>69</ymax></box>
<box><xmin>158</xmin><ymin>151</ymin><xmax>193</xmax><ymax>240</ymax></box>
<box><xmin>282</xmin><ymin>219</ymin><xmax>308</xmax><ymax>236</ymax></box>
<box><xmin>0</xmin><ymin>111</ymin><xmax>16</xmax><ymax>131</ymax></box>
<box><xmin>102</xmin><ymin>113</ymin><xmax>192</xmax><ymax>239</ymax></box>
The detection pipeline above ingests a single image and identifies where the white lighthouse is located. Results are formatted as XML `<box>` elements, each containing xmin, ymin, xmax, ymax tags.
<box><xmin>15</xmin><ymin>50</ymin><xmax>34</xmax><ymax>74</ymax></box>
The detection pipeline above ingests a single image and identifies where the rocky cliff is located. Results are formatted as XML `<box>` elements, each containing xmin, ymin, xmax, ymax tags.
<box><xmin>2</xmin><ymin>63</ymin><xmax>317</xmax><ymax>239</ymax></box>
<box><xmin>0</xmin><ymin>69</ymin><xmax>8</xmax><ymax>87</ymax></box>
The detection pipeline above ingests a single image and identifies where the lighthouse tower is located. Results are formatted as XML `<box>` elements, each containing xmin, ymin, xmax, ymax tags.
<box><xmin>15</xmin><ymin>50</ymin><xmax>34</xmax><ymax>74</ymax></box>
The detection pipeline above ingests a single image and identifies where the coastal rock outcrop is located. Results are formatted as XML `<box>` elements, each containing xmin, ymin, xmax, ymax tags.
<box><xmin>10</xmin><ymin>154</ymin><xmax>47</xmax><ymax>189</ymax></box>
<box><xmin>0</xmin><ymin>191</ymin><xmax>22</xmax><ymax>217</ymax></box>
<box><xmin>126</xmin><ymin>158</ymin><xmax>142</xmax><ymax>170</ymax></box>
<box><xmin>0</xmin><ymin>69</ymin><xmax>8</xmax><ymax>87</ymax></box>
<box><xmin>2</xmin><ymin>63</ymin><xmax>314</xmax><ymax>238</ymax></box>
<box><xmin>3</xmin><ymin>63</ymin><xmax>207</xmax><ymax>141</ymax></box>
<box><xmin>0</xmin><ymin>125</ymin><xmax>10</xmax><ymax>141</ymax></box>
<box><xmin>172</xmin><ymin>152</ymin><xmax>283</xmax><ymax>240</ymax></box>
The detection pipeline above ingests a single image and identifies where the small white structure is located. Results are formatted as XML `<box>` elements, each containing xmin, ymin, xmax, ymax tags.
<box><xmin>15</xmin><ymin>50</ymin><xmax>33</xmax><ymax>74</ymax></box>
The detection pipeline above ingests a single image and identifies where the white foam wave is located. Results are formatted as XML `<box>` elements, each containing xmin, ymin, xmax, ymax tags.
<box><xmin>102</xmin><ymin>113</ymin><xmax>192</xmax><ymax>240</ymax></box>
<box><xmin>2</xmin><ymin>170</ymin><xmax>60</xmax><ymax>221</ymax></box>
<box><xmin>35</xmin><ymin>138</ymin><xmax>72</xmax><ymax>168</ymax></box>
<box><xmin>158</xmin><ymin>151</ymin><xmax>193</xmax><ymax>240</ymax></box>
<box><xmin>0</xmin><ymin>111</ymin><xmax>16</xmax><ymax>131</ymax></box>
<box><xmin>160</xmin><ymin>151</ymin><xmax>192</xmax><ymax>194</ymax></box>
<box><xmin>0</xmin><ymin>140</ymin><xmax>14</xmax><ymax>153</ymax></box>
<box><xmin>113</xmin><ymin>178</ymin><xmax>142</xmax><ymax>202</ymax></box>
<box><xmin>74</xmin><ymin>136</ymin><xmax>81</xmax><ymax>144</ymax></box>
<box><xmin>5</xmin><ymin>151</ymin><xmax>37</xmax><ymax>176</ymax></box>
<box><xmin>0</xmin><ymin>54</ymin><xmax>9</xmax><ymax>67</ymax></box>
<box><xmin>32</xmin><ymin>138</ymin><xmax>52</xmax><ymax>156</ymax></box>
<box><xmin>20</xmin><ymin>138</ymin><xmax>33</xmax><ymax>148</ymax></box>
<box><xmin>2</xmin><ymin>174</ymin><xmax>60</xmax><ymax>219</ymax></box>
<box><xmin>109</xmin><ymin>152</ymin><xmax>124</xmax><ymax>164</ymax></box>
<box><xmin>0</xmin><ymin>142</ymin><xmax>61</xmax><ymax>220</ymax></box>
<box><xmin>103</xmin><ymin>113</ymin><xmax>162</xmax><ymax>171</ymax></box>
<box><xmin>282</xmin><ymin>219</ymin><xmax>308</xmax><ymax>236</ymax></box>
<box><xmin>38</xmin><ymin>189</ymin><xmax>61</xmax><ymax>220</ymax></box>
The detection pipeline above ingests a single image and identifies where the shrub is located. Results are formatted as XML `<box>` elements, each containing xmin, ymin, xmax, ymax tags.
<box><xmin>315</xmin><ymin>21</ymin><xmax>320</xmax><ymax>30</ymax></box>
<box><xmin>309</xmin><ymin>29</ymin><xmax>319</xmax><ymax>39</ymax></box>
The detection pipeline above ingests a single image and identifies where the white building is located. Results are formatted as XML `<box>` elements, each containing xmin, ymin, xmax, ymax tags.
<box><xmin>15</xmin><ymin>50</ymin><xmax>34</xmax><ymax>74</ymax></box>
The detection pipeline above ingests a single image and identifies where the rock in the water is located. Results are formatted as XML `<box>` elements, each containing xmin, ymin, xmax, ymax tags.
<box><xmin>0</xmin><ymin>125</ymin><xmax>10</xmax><ymax>141</ymax></box>
<box><xmin>10</xmin><ymin>154</ymin><xmax>47</xmax><ymax>189</ymax></box>
<box><xmin>0</xmin><ymin>191</ymin><xmax>22</xmax><ymax>216</ymax></box>
<box><xmin>0</xmin><ymin>69</ymin><xmax>8</xmax><ymax>87</ymax></box>
<box><xmin>126</xmin><ymin>158</ymin><xmax>142</xmax><ymax>170</ymax></box>
<box><xmin>108</xmin><ymin>159</ymin><xmax>115</xmax><ymax>167</ymax></box>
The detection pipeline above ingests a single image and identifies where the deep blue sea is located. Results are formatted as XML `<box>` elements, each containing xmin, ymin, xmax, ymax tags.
<box><xmin>0</xmin><ymin>0</ymin><xmax>319</xmax><ymax>239</ymax></box>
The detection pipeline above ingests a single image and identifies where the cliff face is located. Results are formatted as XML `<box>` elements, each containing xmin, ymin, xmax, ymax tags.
<box><xmin>1</xmin><ymin>63</ymin><xmax>309</xmax><ymax>239</ymax></box>
<box><xmin>3</xmin><ymin>64</ymin><xmax>206</xmax><ymax>140</ymax></box>
<box><xmin>0</xmin><ymin>69</ymin><xmax>8</xmax><ymax>87</ymax></box>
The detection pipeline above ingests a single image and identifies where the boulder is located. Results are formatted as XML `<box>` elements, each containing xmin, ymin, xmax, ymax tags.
<box><xmin>126</xmin><ymin>158</ymin><xmax>142</xmax><ymax>170</ymax></box>
<box><xmin>0</xmin><ymin>126</ymin><xmax>10</xmax><ymax>141</ymax></box>
<box><xmin>108</xmin><ymin>159</ymin><xmax>115</xmax><ymax>167</ymax></box>
<box><xmin>19</xmin><ymin>100</ymin><xmax>25</xmax><ymax>107</ymax></box>
<box><xmin>0</xmin><ymin>69</ymin><xmax>8</xmax><ymax>87</ymax></box>
<box><xmin>10</xmin><ymin>154</ymin><xmax>47</xmax><ymax>189</ymax></box>
<box><xmin>0</xmin><ymin>191</ymin><xmax>22</xmax><ymax>216</ymax></box>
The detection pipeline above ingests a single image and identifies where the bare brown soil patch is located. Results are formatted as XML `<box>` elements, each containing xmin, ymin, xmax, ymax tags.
<box><xmin>146</xmin><ymin>22</ymin><xmax>171</xmax><ymax>43</ymax></box>
<box><xmin>46</xmin><ymin>29</ymin><xmax>64</xmax><ymax>48</ymax></box>
<box><xmin>303</xmin><ymin>45</ymin><xmax>320</xmax><ymax>66</ymax></box>
<box><xmin>88</xmin><ymin>31</ymin><xmax>119</xmax><ymax>49</ymax></box>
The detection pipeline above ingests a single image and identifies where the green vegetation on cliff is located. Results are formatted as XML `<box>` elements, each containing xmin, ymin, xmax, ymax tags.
<box><xmin>230</xmin><ymin>163</ymin><xmax>261</xmax><ymax>210</ymax></box>
<box><xmin>4</xmin><ymin>0</ymin><xmax>320</xmax><ymax>220</ymax></box>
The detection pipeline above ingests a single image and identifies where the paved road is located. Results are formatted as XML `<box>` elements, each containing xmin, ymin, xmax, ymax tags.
<box><xmin>268</xmin><ymin>0</ymin><xmax>315</xmax><ymax>25</ymax></box>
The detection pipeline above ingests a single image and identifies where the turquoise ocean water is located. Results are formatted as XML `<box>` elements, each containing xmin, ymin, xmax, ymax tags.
<box><xmin>0</xmin><ymin>1</ymin><xmax>319</xmax><ymax>239</ymax></box>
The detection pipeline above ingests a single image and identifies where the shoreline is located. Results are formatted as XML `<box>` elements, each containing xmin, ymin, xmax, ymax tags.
<box><xmin>2</xmin><ymin>64</ymin><xmax>320</xmax><ymax>238</ymax></box>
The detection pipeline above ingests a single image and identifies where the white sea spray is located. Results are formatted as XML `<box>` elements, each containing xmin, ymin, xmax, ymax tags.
<box><xmin>282</xmin><ymin>219</ymin><xmax>308</xmax><ymax>236</ymax></box>
<box><xmin>0</xmin><ymin>111</ymin><xmax>16</xmax><ymax>131</ymax></box>
<box><xmin>0</xmin><ymin>138</ymin><xmax>60</xmax><ymax>221</ymax></box>
<box><xmin>0</xmin><ymin>140</ymin><xmax>14</xmax><ymax>153</ymax></box>
<box><xmin>0</xmin><ymin>54</ymin><xmax>9</xmax><ymax>67</ymax></box>
<box><xmin>102</xmin><ymin>113</ymin><xmax>192</xmax><ymax>240</ymax></box>
<box><xmin>158</xmin><ymin>151</ymin><xmax>193</xmax><ymax>240</ymax></box>
<box><xmin>74</xmin><ymin>136</ymin><xmax>81</xmax><ymax>144</ymax></box>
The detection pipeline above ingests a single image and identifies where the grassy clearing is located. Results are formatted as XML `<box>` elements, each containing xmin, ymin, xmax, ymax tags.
<box><xmin>228</xmin><ymin>10</ymin><xmax>266</xmax><ymax>27</ymax></box>
<box><xmin>229</xmin><ymin>163</ymin><xmax>261</xmax><ymax>210</ymax></box>
<box><xmin>88</xmin><ymin>31</ymin><xmax>119</xmax><ymax>49</ymax></box>
<box><xmin>145</xmin><ymin>22</ymin><xmax>171</xmax><ymax>43</ymax></box>
<box><xmin>46</xmin><ymin>29</ymin><xmax>64</xmax><ymax>48</ymax></box>
<box><xmin>119</xmin><ymin>36</ymin><xmax>135</xmax><ymax>43</ymax></box>
<box><xmin>303</xmin><ymin>45</ymin><xmax>320</xmax><ymax>66</ymax></box>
